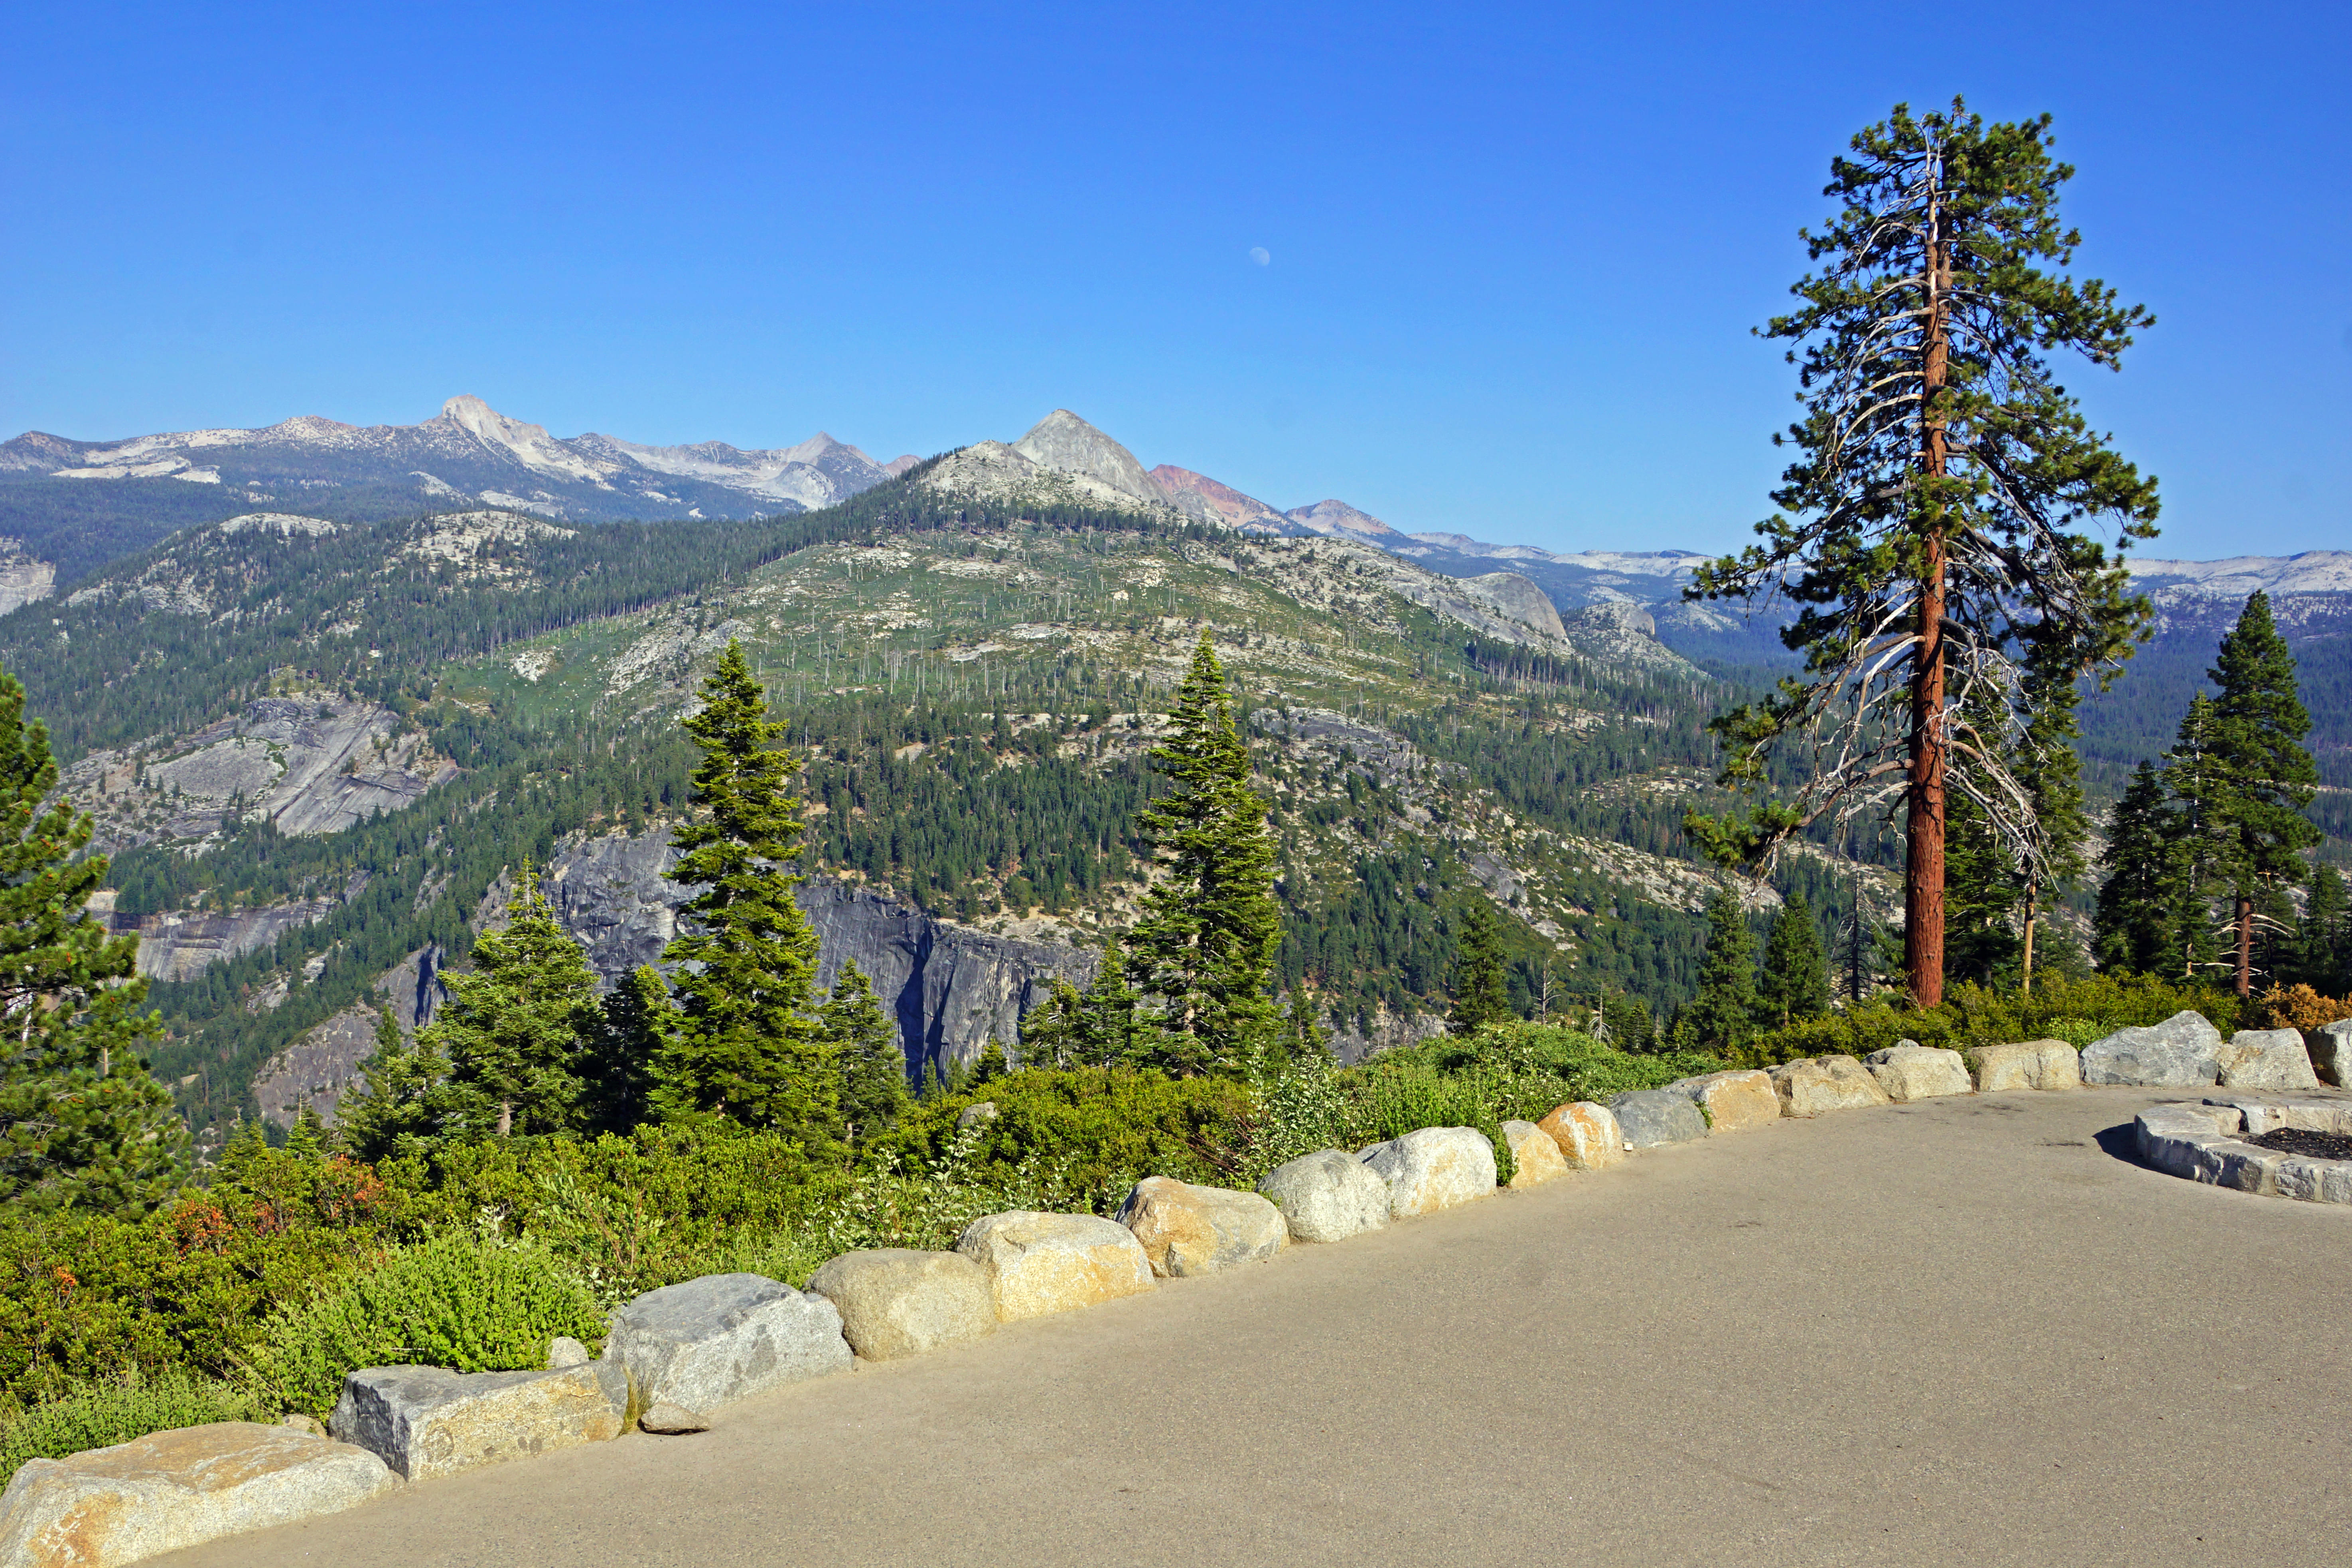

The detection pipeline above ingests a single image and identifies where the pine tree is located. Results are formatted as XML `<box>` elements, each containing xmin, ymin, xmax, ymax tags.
<box><xmin>2161</xmin><ymin>696</ymin><xmax>2231</xmax><ymax>982</ymax></box>
<box><xmin>339</xmin><ymin>1005</ymin><xmax>447</xmax><ymax>1162</ymax></box>
<box><xmin>1125</xmin><ymin>634</ymin><xmax>1282</xmax><ymax>1075</ymax></box>
<box><xmin>1685</xmin><ymin>99</ymin><xmax>2159</xmax><ymax>1008</ymax></box>
<box><xmin>823</xmin><ymin>960</ymin><xmax>909</xmax><ymax>1146</ymax></box>
<box><xmin>434</xmin><ymin>864</ymin><xmax>600</xmax><ymax>1139</ymax></box>
<box><xmin>1679</xmin><ymin>887</ymin><xmax>1760</xmax><ymax>1053</ymax></box>
<box><xmin>1446</xmin><ymin>898</ymin><xmax>1513</xmax><ymax>1035</ymax></box>
<box><xmin>2092</xmin><ymin>761</ymin><xmax>2178</xmax><ymax>974</ymax></box>
<box><xmin>0</xmin><ymin>669</ymin><xmax>185</xmax><ymax>1214</ymax></box>
<box><xmin>653</xmin><ymin>641</ymin><xmax>837</xmax><ymax>1144</ymax></box>
<box><xmin>1756</xmin><ymin>892</ymin><xmax>1830</xmax><ymax>1027</ymax></box>
<box><xmin>2204</xmin><ymin>591</ymin><xmax>2321</xmax><ymax>996</ymax></box>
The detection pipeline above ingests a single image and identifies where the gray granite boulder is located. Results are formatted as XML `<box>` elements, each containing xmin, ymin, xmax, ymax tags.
<box><xmin>2311</xmin><ymin>1018</ymin><xmax>2352</xmax><ymax>1087</ymax></box>
<box><xmin>606</xmin><ymin>1274</ymin><xmax>850</xmax><ymax>1414</ymax></box>
<box><xmin>806</xmin><ymin>1248</ymin><xmax>996</xmax><ymax>1361</ymax></box>
<box><xmin>1610</xmin><ymin>1087</ymin><xmax>1707</xmax><ymax>1147</ymax></box>
<box><xmin>0</xmin><ymin>1422</ymin><xmax>397</xmax><ymax>1568</ymax></box>
<box><xmin>1865</xmin><ymin>1044</ymin><xmax>1972</xmax><ymax>1101</ymax></box>
<box><xmin>2217</xmin><ymin>1028</ymin><xmax>2322</xmax><ymax>1090</ymax></box>
<box><xmin>1357</xmin><ymin>1126</ymin><xmax>1497</xmax><ymax>1217</ymax></box>
<box><xmin>1256</xmin><ymin>1149</ymin><xmax>1393</xmax><ymax>1243</ymax></box>
<box><xmin>2080</xmin><ymin>1010</ymin><xmax>2224</xmax><ymax>1086</ymax></box>
<box><xmin>329</xmin><ymin>1360</ymin><xmax>627</xmax><ymax>1482</ymax></box>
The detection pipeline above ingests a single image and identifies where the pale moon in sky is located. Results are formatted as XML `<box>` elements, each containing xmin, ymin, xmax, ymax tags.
<box><xmin>1249</xmin><ymin>247</ymin><xmax>1271</xmax><ymax>266</ymax></box>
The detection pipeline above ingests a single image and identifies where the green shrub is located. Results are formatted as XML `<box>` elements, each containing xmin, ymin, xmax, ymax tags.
<box><xmin>244</xmin><ymin>1229</ymin><xmax>606</xmax><ymax>1421</ymax></box>
<box><xmin>1730</xmin><ymin>973</ymin><xmax>2246</xmax><ymax>1069</ymax></box>
<box><xmin>1</xmin><ymin>1369</ymin><xmax>268</xmax><ymax>1484</ymax></box>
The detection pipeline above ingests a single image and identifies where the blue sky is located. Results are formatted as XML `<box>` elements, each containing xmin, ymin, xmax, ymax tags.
<box><xmin>4</xmin><ymin>2</ymin><xmax>2343</xmax><ymax>560</ymax></box>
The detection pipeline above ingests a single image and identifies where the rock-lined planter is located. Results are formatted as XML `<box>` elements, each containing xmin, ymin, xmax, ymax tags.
<box><xmin>1500</xmin><ymin>1120</ymin><xmax>1569</xmax><ymax>1187</ymax></box>
<box><xmin>2214</xmin><ymin>1028</ymin><xmax>2322</xmax><ymax>1091</ymax></box>
<box><xmin>1671</xmin><ymin>1069</ymin><xmax>1782</xmax><ymax>1132</ymax></box>
<box><xmin>1537</xmin><ymin>1101</ymin><xmax>1625</xmax><ymax>1169</ymax></box>
<box><xmin>1257</xmin><ymin>1150</ymin><xmax>1392</xmax><ymax>1242</ymax></box>
<box><xmin>1769</xmin><ymin>1055</ymin><xmax>1890</xmax><ymax>1117</ymax></box>
<box><xmin>1358</xmin><ymin>1127</ymin><xmax>1498</xmax><ymax>1216</ymax></box>
<box><xmin>2081</xmin><ymin>1011</ymin><xmax>2223</xmax><ymax>1086</ymax></box>
<box><xmin>956</xmin><ymin>1211</ymin><xmax>1156</xmax><ymax>1320</ymax></box>
<box><xmin>0</xmin><ymin>1422</ymin><xmax>398</xmax><ymax>1568</ymax></box>
<box><xmin>1609</xmin><ymin>1088</ymin><xmax>1706</xmax><ymax>1148</ymax></box>
<box><xmin>2135</xmin><ymin>1098</ymin><xmax>2352</xmax><ymax>1203</ymax></box>
<box><xmin>1117</xmin><ymin>1177</ymin><xmax>1289</xmax><ymax>1277</ymax></box>
<box><xmin>330</xmin><ymin>1359</ymin><xmax>628</xmax><ymax>1482</ymax></box>
<box><xmin>806</xmin><ymin>1249</ymin><xmax>996</xmax><ymax>1361</ymax></box>
<box><xmin>606</xmin><ymin>1274</ymin><xmax>851</xmax><ymax>1416</ymax></box>
<box><xmin>1965</xmin><ymin>1039</ymin><xmax>2081</xmax><ymax>1093</ymax></box>
<box><xmin>1865</xmin><ymin>1043</ymin><xmax>1971</xmax><ymax>1102</ymax></box>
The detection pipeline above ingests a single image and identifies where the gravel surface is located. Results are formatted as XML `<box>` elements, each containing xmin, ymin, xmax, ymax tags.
<box><xmin>2247</xmin><ymin>1127</ymin><xmax>2352</xmax><ymax>1160</ymax></box>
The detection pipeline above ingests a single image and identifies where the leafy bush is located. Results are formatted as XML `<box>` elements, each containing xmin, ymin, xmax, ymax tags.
<box><xmin>1</xmin><ymin>1369</ymin><xmax>268</xmax><ymax>1483</ymax></box>
<box><xmin>876</xmin><ymin>1069</ymin><xmax>1254</xmax><ymax>1210</ymax></box>
<box><xmin>1728</xmin><ymin>974</ymin><xmax>2245</xmax><ymax>1069</ymax></box>
<box><xmin>2250</xmin><ymin>985</ymin><xmax>2352</xmax><ymax>1032</ymax></box>
<box><xmin>244</xmin><ymin>1229</ymin><xmax>606</xmax><ymax>1421</ymax></box>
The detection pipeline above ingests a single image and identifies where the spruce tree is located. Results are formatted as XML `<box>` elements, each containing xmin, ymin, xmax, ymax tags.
<box><xmin>1679</xmin><ymin>887</ymin><xmax>1760</xmax><ymax>1053</ymax></box>
<box><xmin>1757</xmin><ymin>892</ymin><xmax>1830</xmax><ymax>1027</ymax></box>
<box><xmin>653</xmin><ymin>641</ymin><xmax>837</xmax><ymax>1143</ymax></box>
<box><xmin>0</xmin><ymin>669</ymin><xmax>185</xmax><ymax>1214</ymax></box>
<box><xmin>337</xmin><ymin>1006</ymin><xmax>448</xmax><ymax>1162</ymax></box>
<box><xmin>1125</xmin><ymin>634</ymin><xmax>1282</xmax><ymax>1075</ymax></box>
<box><xmin>1446</xmin><ymin>898</ymin><xmax>1513</xmax><ymax>1035</ymax></box>
<box><xmin>822</xmin><ymin>960</ymin><xmax>909</xmax><ymax>1145</ymax></box>
<box><xmin>432</xmin><ymin>864</ymin><xmax>600</xmax><ymax>1139</ymax></box>
<box><xmin>2092</xmin><ymin>761</ymin><xmax>2178</xmax><ymax>974</ymax></box>
<box><xmin>2204</xmin><ymin>591</ymin><xmax>2321</xmax><ymax>996</ymax></box>
<box><xmin>1685</xmin><ymin>99</ymin><xmax>2159</xmax><ymax>1008</ymax></box>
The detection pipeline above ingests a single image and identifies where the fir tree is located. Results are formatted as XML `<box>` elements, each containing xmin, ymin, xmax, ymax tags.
<box><xmin>2161</xmin><ymin>696</ymin><xmax>2231</xmax><ymax>982</ymax></box>
<box><xmin>1125</xmin><ymin>634</ymin><xmax>1282</xmax><ymax>1075</ymax></box>
<box><xmin>1017</xmin><ymin>976</ymin><xmax>1086</xmax><ymax>1069</ymax></box>
<box><xmin>2011</xmin><ymin>634</ymin><xmax>2090</xmax><ymax>990</ymax></box>
<box><xmin>339</xmin><ymin>1005</ymin><xmax>446</xmax><ymax>1162</ymax></box>
<box><xmin>1074</xmin><ymin>939</ymin><xmax>1148</xmax><ymax>1068</ymax></box>
<box><xmin>823</xmin><ymin>960</ymin><xmax>909</xmax><ymax>1145</ymax></box>
<box><xmin>1757</xmin><ymin>892</ymin><xmax>1830</xmax><ymax>1027</ymax></box>
<box><xmin>286</xmin><ymin>1104</ymin><xmax>329</xmax><ymax>1161</ymax></box>
<box><xmin>1685</xmin><ymin>99</ymin><xmax>2159</xmax><ymax>1008</ymax></box>
<box><xmin>653</xmin><ymin>641</ymin><xmax>837</xmax><ymax>1144</ymax></box>
<box><xmin>2294</xmin><ymin>865</ymin><xmax>2348</xmax><ymax>995</ymax></box>
<box><xmin>2204</xmin><ymin>591</ymin><xmax>2321</xmax><ymax>996</ymax></box>
<box><xmin>434</xmin><ymin>864</ymin><xmax>600</xmax><ymax>1139</ymax></box>
<box><xmin>584</xmin><ymin>965</ymin><xmax>670</xmax><ymax>1134</ymax></box>
<box><xmin>2092</xmin><ymin>761</ymin><xmax>2178</xmax><ymax>974</ymax></box>
<box><xmin>1281</xmin><ymin>988</ymin><xmax>1332</xmax><ymax>1062</ymax></box>
<box><xmin>1446</xmin><ymin>898</ymin><xmax>1513</xmax><ymax>1035</ymax></box>
<box><xmin>0</xmin><ymin>668</ymin><xmax>185</xmax><ymax>1214</ymax></box>
<box><xmin>970</xmin><ymin>1037</ymin><xmax>1009</xmax><ymax>1087</ymax></box>
<box><xmin>1678</xmin><ymin>887</ymin><xmax>1760</xmax><ymax>1053</ymax></box>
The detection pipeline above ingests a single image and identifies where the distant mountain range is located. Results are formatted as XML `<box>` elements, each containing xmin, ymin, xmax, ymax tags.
<box><xmin>3</xmin><ymin>397</ymin><xmax>2344</xmax><ymax>664</ymax></box>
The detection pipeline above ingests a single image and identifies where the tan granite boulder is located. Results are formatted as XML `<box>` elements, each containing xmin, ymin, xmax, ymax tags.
<box><xmin>806</xmin><ymin>1248</ymin><xmax>996</xmax><ymax>1361</ymax></box>
<box><xmin>2215</xmin><ymin>1028</ymin><xmax>2322</xmax><ymax>1091</ymax></box>
<box><xmin>1116</xmin><ymin>1177</ymin><xmax>1288</xmax><ymax>1277</ymax></box>
<box><xmin>1770</xmin><ymin>1055</ymin><xmax>1892</xmax><ymax>1117</ymax></box>
<box><xmin>1672</xmin><ymin>1069</ymin><xmax>1782</xmax><ymax>1131</ymax></box>
<box><xmin>0</xmin><ymin>1422</ymin><xmax>397</xmax><ymax>1568</ymax></box>
<box><xmin>1500</xmin><ymin>1120</ymin><xmax>1569</xmax><ymax>1187</ymax></box>
<box><xmin>1965</xmin><ymin>1039</ymin><xmax>2081</xmax><ymax>1093</ymax></box>
<box><xmin>955</xmin><ymin>1211</ymin><xmax>1156</xmax><ymax>1321</ymax></box>
<box><xmin>1536</xmin><ymin>1101</ymin><xmax>1625</xmax><ymax>1170</ymax></box>
<box><xmin>1864</xmin><ymin>1043</ymin><xmax>1973</xmax><ymax>1102</ymax></box>
<box><xmin>330</xmin><ymin>1359</ymin><xmax>627</xmax><ymax>1482</ymax></box>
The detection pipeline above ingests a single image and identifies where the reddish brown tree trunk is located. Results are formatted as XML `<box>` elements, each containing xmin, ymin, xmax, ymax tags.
<box><xmin>2235</xmin><ymin>893</ymin><xmax>2253</xmax><ymax>998</ymax></box>
<box><xmin>1906</xmin><ymin>195</ymin><xmax>1951</xmax><ymax>1010</ymax></box>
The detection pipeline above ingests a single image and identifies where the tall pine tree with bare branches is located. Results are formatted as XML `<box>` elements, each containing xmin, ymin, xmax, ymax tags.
<box><xmin>1686</xmin><ymin>99</ymin><xmax>2159</xmax><ymax>1007</ymax></box>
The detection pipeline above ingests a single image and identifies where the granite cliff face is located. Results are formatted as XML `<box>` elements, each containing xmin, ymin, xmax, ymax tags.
<box><xmin>251</xmin><ymin>946</ymin><xmax>444</xmax><ymax>1129</ymax></box>
<box><xmin>474</xmin><ymin>827</ymin><xmax>1097</xmax><ymax>1084</ymax></box>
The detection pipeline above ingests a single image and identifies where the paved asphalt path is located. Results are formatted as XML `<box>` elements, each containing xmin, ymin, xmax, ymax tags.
<box><xmin>163</xmin><ymin>1088</ymin><xmax>2351</xmax><ymax>1568</ymax></box>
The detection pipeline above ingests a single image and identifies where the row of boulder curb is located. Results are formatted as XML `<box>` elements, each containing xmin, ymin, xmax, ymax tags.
<box><xmin>10</xmin><ymin>1009</ymin><xmax>2340</xmax><ymax>1567</ymax></box>
<box><xmin>2135</xmin><ymin>1096</ymin><xmax>2352</xmax><ymax>1203</ymax></box>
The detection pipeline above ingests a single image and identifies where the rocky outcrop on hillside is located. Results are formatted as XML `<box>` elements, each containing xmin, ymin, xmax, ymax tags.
<box><xmin>65</xmin><ymin>696</ymin><xmax>459</xmax><ymax>850</ymax></box>
<box><xmin>251</xmin><ymin>947</ymin><xmax>443</xmax><ymax>1129</ymax></box>
<box><xmin>474</xmin><ymin>826</ymin><xmax>1097</xmax><ymax>1084</ymax></box>
<box><xmin>115</xmin><ymin>893</ymin><xmax>341</xmax><ymax>984</ymax></box>
<box><xmin>0</xmin><ymin>536</ymin><xmax>54</xmax><ymax>614</ymax></box>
